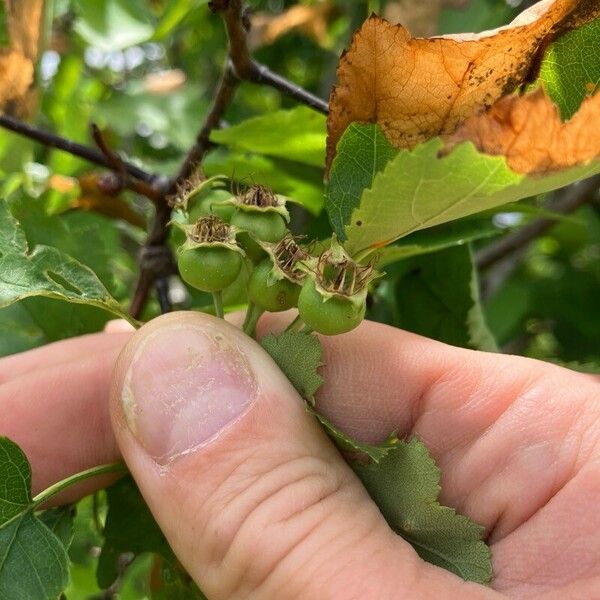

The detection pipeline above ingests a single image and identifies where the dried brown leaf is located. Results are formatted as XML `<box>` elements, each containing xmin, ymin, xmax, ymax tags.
<box><xmin>74</xmin><ymin>174</ymin><xmax>146</xmax><ymax>228</ymax></box>
<box><xmin>0</xmin><ymin>0</ymin><xmax>44</xmax><ymax>116</ymax></box>
<box><xmin>4</xmin><ymin>0</ymin><xmax>44</xmax><ymax>61</ymax></box>
<box><xmin>0</xmin><ymin>49</ymin><xmax>34</xmax><ymax>115</ymax></box>
<box><xmin>383</xmin><ymin>0</ymin><xmax>468</xmax><ymax>38</ymax></box>
<box><xmin>326</xmin><ymin>0</ymin><xmax>600</xmax><ymax>172</ymax></box>
<box><xmin>249</xmin><ymin>2</ymin><xmax>337</xmax><ymax>49</ymax></box>
<box><xmin>445</xmin><ymin>88</ymin><xmax>600</xmax><ymax>175</ymax></box>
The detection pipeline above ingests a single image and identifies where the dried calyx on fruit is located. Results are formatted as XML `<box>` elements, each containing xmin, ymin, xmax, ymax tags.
<box><xmin>174</xmin><ymin>215</ymin><xmax>244</xmax><ymax>293</ymax></box>
<box><xmin>263</xmin><ymin>233</ymin><xmax>309</xmax><ymax>285</ymax></box>
<box><xmin>167</xmin><ymin>173</ymin><xmax>230</xmax><ymax>213</ymax></box>
<box><xmin>229</xmin><ymin>184</ymin><xmax>290</xmax><ymax>259</ymax></box>
<box><xmin>248</xmin><ymin>234</ymin><xmax>309</xmax><ymax>312</ymax></box>
<box><xmin>298</xmin><ymin>238</ymin><xmax>376</xmax><ymax>335</ymax></box>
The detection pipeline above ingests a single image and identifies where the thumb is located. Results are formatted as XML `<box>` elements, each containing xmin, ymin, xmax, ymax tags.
<box><xmin>110</xmin><ymin>312</ymin><xmax>485</xmax><ymax>599</ymax></box>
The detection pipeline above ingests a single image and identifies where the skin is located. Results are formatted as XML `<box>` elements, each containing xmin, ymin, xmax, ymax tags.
<box><xmin>0</xmin><ymin>312</ymin><xmax>598</xmax><ymax>599</ymax></box>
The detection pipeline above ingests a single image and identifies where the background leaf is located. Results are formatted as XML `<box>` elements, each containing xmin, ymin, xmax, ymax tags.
<box><xmin>0</xmin><ymin>438</ymin><xmax>70</xmax><ymax>599</ymax></box>
<box><xmin>97</xmin><ymin>476</ymin><xmax>173</xmax><ymax>589</ymax></box>
<box><xmin>375</xmin><ymin>245</ymin><xmax>497</xmax><ymax>351</ymax></box>
<box><xmin>73</xmin><ymin>0</ymin><xmax>155</xmax><ymax>51</ymax></box>
<box><xmin>210</xmin><ymin>106</ymin><xmax>327</xmax><ymax>168</ymax></box>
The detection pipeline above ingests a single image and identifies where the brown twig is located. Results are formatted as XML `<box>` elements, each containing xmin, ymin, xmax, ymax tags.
<box><xmin>128</xmin><ymin>61</ymin><xmax>242</xmax><ymax>319</ymax></box>
<box><xmin>0</xmin><ymin>114</ymin><xmax>163</xmax><ymax>193</ymax></box>
<box><xmin>175</xmin><ymin>62</ymin><xmax>240</xmax><ymax>184</ymax></box>
<box><xmin>209</xmin><ymin>0</ymin><xmax>329</xmax><ymax>114</ymax></box>
<box><xmin>476</xmin><ymin>175</ymin><xmax>600</xmax><ymax>270</ymax></box>
<box><xmin>90</xmin><ymin>123</ymin><xmax>164</xmax><ymax>202</ymax></box>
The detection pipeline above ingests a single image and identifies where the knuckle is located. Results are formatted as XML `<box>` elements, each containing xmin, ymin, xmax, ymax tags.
<box><xmin>201</xmin><ymin>451</ymin><xmax>350</xmax><ymax>597</ymax></box>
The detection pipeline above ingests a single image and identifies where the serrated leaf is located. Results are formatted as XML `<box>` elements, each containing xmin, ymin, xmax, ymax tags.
<box><xmin>0</xmin><ymin>438</ymin><xmax>70</xmax><ymax>599</ymax></box>
<box><xmin>97</xmin><ymin>476</ymin><xmax>173</xmax><ymax>589</ymax></box>
<box><xmin>391</xmin><ymin>245</ymin><xmax>497</xmax><ymax>351</ymax></box>
<box><xmin>260</xmin><ymin>330</ymin><xmax>324</xmax><ymax>403</ymax></box>
<box><xmin>0</xmin><ymin>201</ymin><xmax>136</xmax><ymax>326</ymax></box>
<box><xmin>333</xmin><ymin>126</ymin><xmax>600</xmax><ymax>256</ymax></box>
<box><xmin>308</xmin><ymin>407</ymin><xmax>395</xmax><ymax>463</ymax></box>
<box><xmin>538</xmin><ymin>16</ymin><xmax>600</xmax><ymax>119</ymax></box>
<box><xmin>353</xmin><ymin>438</ymin><xmax>492</xmax><ymax>584</ymax></box>
<box><xmin>210</xmin><ymin>107</ymin><xmax>326</xmax><ymax>168</ymax></box>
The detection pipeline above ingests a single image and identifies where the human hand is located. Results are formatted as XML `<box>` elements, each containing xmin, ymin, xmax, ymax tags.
<box><xmin>1</xmin><ymin>312</ymin><xmax>599</xmax><ymax>599</ymax></box>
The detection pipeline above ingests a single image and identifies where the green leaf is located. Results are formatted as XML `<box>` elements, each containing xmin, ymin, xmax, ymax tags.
<box><xmin>326</xmin><ymin>123</ymin><xmax>396</xmax><ymax>240</ymax></box>
<box><xmin>260</xmin><ymin>330</ymin><xmax>324</xmax><ymax>403</ymax></box>
<box><xmin>378</xmin><ymin>217</ymin><xmax>499</xmax><ymax>267</ymax></box>
<box><xmin>151</xmin><ymin>561</ymin><xmax>208</xmax><ymax>600</ymax></box>
<box><xmin>97</xmin><ymin>477</ymin><xmax>173</xmax><ymax>589</ymax></box>
<box><xmin>38</xmin><ymin>507</ymin><xmax>75</xmax><ymax>550</ymax></box>
<box><xmin>211</xmin><ymin>107</ymin><xmax>327</xmax><ymax>168</ymax></box>
<box><xmin>0</xmin><ymin>514</ymin><xmax>70</xmax><ymax>600</ymax></box>
<box><xmin>73</xmin><ymin>0</ymin><xmax>155</xmax><ymax>51</ymax></box>
<box><xmin>390</xmin><ymin>245</ymin><xmax>497</xmax><ymax>351</ymax></box>
<box><xmin>153</xmin><ymin>0</ymin><xmax>209</xmax><ymax>40</ymax></box>
<box><xmin>0</xmin><ymin>436</ymin><xmax>31</xmax><ymax>523</ymax></box>
<box><xmin>204</xmin><ymin>148</ymin><xmax>324</xmax><ymax>215</ymax></box>
<box><xmin>308</xmin><ymin>408</ymin><xmax>395</xmax><ymax>463</ymax></box>
<box><xmin>0</xmin><ymin>438</ymin><xmax>70</xmax><ymax>599</ymax></box>
<box><xmin>353</xmin><ymin>438</ymin><xmax>492</xmax><ymax>584</ymax></box>
<box><xmin>537</xmin><ymin>16</ymin><xmax>600</xmax><ymax>119</ymax></box>
<box><xmin>329</xmin><ymin>125</ymin><xmax>600</xmax><ymax>257</ymax></box>
<box><xmin>0</xmin><ymin>201</ymin><xmax>136</xmax><ymax>326</ymax></box>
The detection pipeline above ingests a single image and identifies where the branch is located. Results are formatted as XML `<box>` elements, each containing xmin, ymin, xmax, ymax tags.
<box><xmin>176</xmin><ymin>62</ymin><xmax>240</xmax><ymax>184</ymax></box>
<box><xmin>209</xmin><ymin>0</ymin><xmax>329</xmax><ymax>114</ymax></box>
<box><xmin>476</xmin><ymin>175</ymin><xmax>600</xmax><ymax>270</ymax></box>
<box><xmin>0</xmin><ymin>114</ymin><xmax>165</xmax><ymax>195</ymax></box>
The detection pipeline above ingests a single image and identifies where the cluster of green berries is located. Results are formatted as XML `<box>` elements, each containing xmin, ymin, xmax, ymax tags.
<box><xmin>170</xmin><ymin>177</ymin><xmax>374</xmax><ymax>336</ymax></box>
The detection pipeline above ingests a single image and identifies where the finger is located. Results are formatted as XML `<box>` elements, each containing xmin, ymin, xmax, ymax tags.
<box><xmin>0</xmin><ymin>332</ymin><xmax>131</xmax><ymax>500</ymax></box>
<box><xmin>104</xmin><ymin>319</ymin><xmax>136</xmax><ymax>333</ymax></box>
<box><xmin>111</xmin><ymin>312</ymin><xmax>493</xmax><ymax>600</ymax></box>
<box><xmin>254</xmin><ymin>313</ymin><xmax>599</xmax><ymax>542</ymax></box>
<box><xmin>0</xmin><ymin>330</ymin><xmax>132</xmax><ymax>382</ymax></box>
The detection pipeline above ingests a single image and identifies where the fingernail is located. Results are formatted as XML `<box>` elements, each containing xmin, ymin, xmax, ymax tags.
<box><xmin>121</xmin><ymin>323</ymin><xmax>257</xmax><ymax>464</ymax></box>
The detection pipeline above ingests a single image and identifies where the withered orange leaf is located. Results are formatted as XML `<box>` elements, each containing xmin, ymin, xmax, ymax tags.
<box><xmin>326</xmin><ymin>0</ymin><xmax>600</xmax><ymax>173</ymax></box>
<box><xmin>0</xmin><ymin>49</ymin><xmax>34</xmax><ymax>113</ymax></box>
<box><xmin>445</xmin><ymin>88</ymin><xmax>600</xmax><ymax>175</ymax></box>
<box><xmin>248</xmin><ymin>2</ymin><xmax>337</xmax><ymax>49</ymax></box>
<box><xmin>4</xmin><ymin>0</ymin><xmax>44</xmax><ymax>61</ymax></box>
<box><xmin>0</xmin><ymin>0</ymin><xmax>44</xmax><ymax>116</ymax></box>
<box><xmin>74</xmin><ymin>174</ymin><xmax>146</xmax><ymax>228</ymax></box>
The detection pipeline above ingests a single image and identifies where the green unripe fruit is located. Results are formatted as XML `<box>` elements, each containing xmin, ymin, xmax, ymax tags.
<box><xmin>189</xmin><ymin>189</ymin><xmax>236</xmax><ymax>223</ymax></box>
<box><xmin>178</xmin><ymin>246</ymin><xmax>242</xmax><ymax>292</ymax></box>
<box><xmin>298</xmin><ymin>277</ymin><xmax>365</xmax><ymax>335</ymax></box>
<box><xmin>231</xmin><ymin>210</ymin><xmax>287</xmax><ymax>244</ymax></box>
<box><xmin>248</xmin><ymin>259</ymin><xmax>301</xmax><ymax>312</ymax></box>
